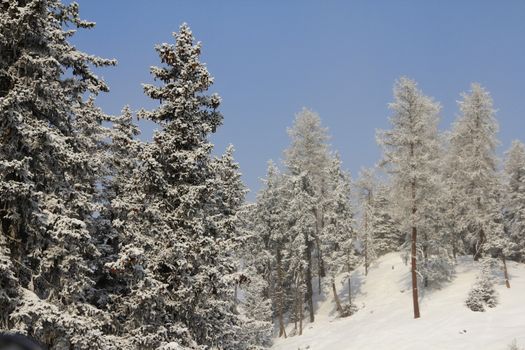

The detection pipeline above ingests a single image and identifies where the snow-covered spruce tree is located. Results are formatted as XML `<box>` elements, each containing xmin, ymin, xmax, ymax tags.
<box><xmin>377</xmin><ymin>77</ymin><xmax>448</xmax><ymax>318</ymax></box>
<box><xmin>465</xmin><ymin>258</ymin><xmax>498</xmax><ymax>312</ymax></box>
<box><xmin>284</xmin><ymin>108</ymin><xmax>333</xmax><ymax>322</ymax></box>
<box><xmin>503</xmin><ymin>140</ymin><xmax>525</xmax><ymax>262</ymax></box>
<box><xmin>448</xmin><ymin>84</ymin><xmax>505</xmax><ymax>261</ymax></box>
<box><xmin>107</xmin><ymin>106</ymin><xmax>142</xmax><ymax>202</ymax></box>
<box><xmin>252</xmin><ymin>161</ymin><xmax>290</xmax><ymax>339</ymax></box>
<box><xmin>107</xmin><ymin>24</ymin><xmax>246</xmax><ymax>349</ymax></box>
<box><xmin>356</xmin><ymin>168</ymin><xmax>378</xmax><ymax>276</ymax></box>
<box><xmin>72</xmin><ymin>97</ymin><xmax>117</xmax><ymax>282</ymax></box>
<box><xmin>0</xmin><ymin>1</ymin><xmax>123</xmax><ymax>348</ymax></box>
<box><xmin>370</xmin><ymin>183</ymin><xmax>403</xmax><ymax>255</ymax></box>
<box><xmin>97</xmin><ymin>106</ymin><xmax>142</xmax><ymax>268</ymax></box>
<box><xmin>321</xmin><ymin>155</ymin><xmax>358</xmax><ymax>317</ymax></box>
<box><xmin>211</xmin><ymin>145</ymin><xmax>270</xmax><ymax>348</ymax></box>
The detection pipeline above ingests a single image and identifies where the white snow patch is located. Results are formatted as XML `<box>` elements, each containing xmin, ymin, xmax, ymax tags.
<box><xmin>272</xmin><ymin>252</ymin><xmax>525</xmax><ymax>350</ymax></box>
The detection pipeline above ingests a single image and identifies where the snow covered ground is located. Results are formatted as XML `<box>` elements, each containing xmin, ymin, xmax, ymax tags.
<box><xmin>271</xmin><ymin>253</ymin><xmax>525</xmax><ymax>350</ymax></box>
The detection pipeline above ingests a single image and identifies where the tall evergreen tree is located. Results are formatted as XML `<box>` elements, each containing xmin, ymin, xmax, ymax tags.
<box><xmin>286</xmin><ymin>172</ymin><xmax>316</xmax><ymax>330</ymax></box>
<box><xmin>100</xmin><ymin>106</ymin><xmax>142</xmax><ymax>268</ymax></box>
<box><xmin>252</xmin><ymin>161</ymin><xmax>290</xmax><ymax>338</ymax></box>
<box><xmin>107</xmin><ymin>106</ymin><xmax>142</xmax><ymax>200</ymax></box>
<box><xmin>377</xmin><ymin>77</ymin><xmax>442</xmax><ymax>319</ymax></box>
<box><xmin>356</xmin><ymin>168</ymin><xmax>378</xmax><ymax>276</ymax></box>
<box><xmin>284</xmin><ymin>108</ymin><xmax>332</xmax><ymax>322</ymax></box>
<box><xmin>286</xmin><ymin>189</ymin><xmax>308</xmax><ymax>335</ymax></box>
<box><xmin>448</xmin><ymin>84</ymin><xmax>504</xmax><ymax>261</ymax></box>
<box><xmin>108</xmin><ymin>24</ymin><xmax>246</xmax><ymax>349</ymax></box>
<box><xmin>322</xmin><ymin>156</ymin><xmax>358</xmax><ymax>317</ymax></box>
<box><xmin>0</xmin><ymin>1</ymin><xmax>118</xmax><ymax>348</ymax></box>
<box><xmin>503</xmin><ymin>140</ymin><xmax>525</xmax><ymax>262</ymax></box>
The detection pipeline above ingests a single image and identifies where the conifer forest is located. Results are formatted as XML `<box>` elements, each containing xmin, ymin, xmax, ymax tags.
<box><xmin>1</xmin><ymin>1</ymin><xmax>525</xmax><ymax>349</ymax></box>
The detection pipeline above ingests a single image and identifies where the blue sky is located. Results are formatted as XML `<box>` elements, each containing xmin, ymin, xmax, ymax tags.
<box><xmin>71</xmin><ymin>0</ymin><xmax>525</xmax><ymax>199</ymax></box>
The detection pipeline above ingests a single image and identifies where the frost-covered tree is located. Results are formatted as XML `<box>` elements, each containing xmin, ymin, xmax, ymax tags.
<box><xmin>211</xmin><ymin>146</ymin><xmax>270</xmax><ymax>349</ymax></box>
<box><xmin>98</xmin><ymin>106</ymin><xmax>142</xmax><ymax>268</ymax></box>
<box><xmin>465</xmin><ymin>258</ymin><xmax>498</xmax><ymax>312</ymax></box>
<box><xmin>0</xmin><ymin>1</ymin><xmax>120</xmax><ymax>347</ymax></box>
<box><xmin>108</xmin><ymin>24</ymin><xmax>246</xmax><ymax>349</ymax></box>
<box><xmin>252</xmin><ymin>161</ymin><xmax>289</xmax><ymax>338</ymax></box>
<box><xmin>284</xmin><ymin>108</ymin><xmax>333</xmax><ymax>322</ymax></box>
<box><xmin>286</xmin><ymin>172</ymin><xmax>316</xmax><ymax>331</ymax></box>
<box><xmin>370</xmin><ymin>183</ymin><xmax>403</xmax><ymax>255</ymax></box>
<box><xmin>503</xmin><ymin>140</ymin><xmax>525</xmax><ymax>262</ymax></box>
<box><xmin>440</xmin><ymin>138</ymin><xmax>464</xmax><ymax>260</ymax></box>
<box><xmin>236</xmin><ymin>261</ymin><xmax>273</xmax><ymax>348</ymax></box>
<box><xmin>321</xmin><ymin>156</ymin><xmax>358</xmax><ymax>317</ymax></box>
<box><xmin>377</xmin><ymin>77</ymin><xmax>444</xmax><ymax>319</ymax></box>
<box><xmin>415</xmin><ymin>133</ymin><xmax>455</xmax><ymax>288</ymax></box>
<box><xmin>356</xmin><ymin>168</ymin><xmax>378</xmax><ymax>276</ymax></box>
<box><xmin>107</xmin><ymin>106</ymin><xmax>142</xmax><ymax>200</ymax></box>
<box><xmin>236</xmin><ymin>205</ymin><xmax>273</xmax><ymax>348</ymax></box>
<box><xmin>448</xmin><ymin>84</ymin><xmax>505</xmax><ymax>261</ymax></box>
<box><xmin>74</xmin><ymin>98</ymin><xmax>120</xmax><ymax>297</ymax></box>
<box><xmin>286</xmin><ymin>206</ymin><xmax>307</xmax><ymax>335</ymax></box>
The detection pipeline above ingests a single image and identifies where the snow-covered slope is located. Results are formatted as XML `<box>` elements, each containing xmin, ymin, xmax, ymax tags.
<box><xmin>271</xmin><ymin>253</ymin><xmax>525</xmax><ymax>350</ymax></box>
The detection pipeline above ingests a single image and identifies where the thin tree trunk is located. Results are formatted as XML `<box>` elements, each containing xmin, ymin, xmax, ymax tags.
<box><xmin>473</xmin><ymin>198</ymin><xmax>485</xmax><ymax>261</ymax></box>
<box><xmin>423</xmin><ymin>232</ymin><xmax>429</xmax><ymax>288</ymax></box>
<box><xmin>304</xmin><ymin>232</ymin><xmax>315</xmax><ymax>323</ymax></box>
<box><xmin>364</xmin><ymin>191</ymin><xmax>371</xmax><ymax>276</ymax></box>
<box><xmin>276</xmin><ymin>247</ymin><xmax>287</xmax><ymax>338</ymax></box>
<box><xmin>411</xmin><ymin>224</ymin><xmax>420</xmax><ymax>319</ymax></box>
<box><xmin>264</xmin><ymin>234</ymin><xmax>273</xmax><ymax>300</ymax></box>
<box><xmin>332</xmin><ymin>281</ymin><xmax>343</xmax><ymax>315</ymax></box>
<box><xmin>473</xmin><ymin>228</ymin><xmax>485</xmax><ymax>261</ymax></box>
<box><xmin>348</xmin><ymin>276</ymin><xmax>352</xmax><ymax>305</ymax></box>
<box><xmin>299</xmin><ymin>286</ymin><xmax>304</xmax><ymax>335</ymax></box>
<box><xmin>266</xmin><ymin>258</ymin><xmax>273</xmax><ymax>300</ymax></box>
<box><xmin>233</xmin><ymin>285</ymin><xmax>238</xmax><ymax>311</ymax></box>
<box><xmin>452</xmin><ymin>237</ymin><xmax>457</xmax><ymax>261</ymax></box>
<box><xmin>293</xmin><ymin>283</ymin><xmax>298</xmax><ymax>332</ymax></box>
<box><xmin>502</xmin><ymin>254</ymin><xmax>511</xmax><ymax>288</ymax></box>
<box><xmin>411</xmin><ymin>178</ymin><xmax>420</xmax><ymax>319</ymax></box>
<box><xmin>314</xmin><ymin>207</ymin><xmax>325</xmax><ymax>295</ymax></box>
<box><xmin>364</xmin><ymin>237</ymin><xmax>368</xmax><ymax>276</ymax></box>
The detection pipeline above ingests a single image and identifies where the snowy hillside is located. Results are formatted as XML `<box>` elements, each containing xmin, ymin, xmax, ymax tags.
<box><xmin>272</xmin><ymin>253</ymin><xmax>525</xmax><ymax>350</ymax></box>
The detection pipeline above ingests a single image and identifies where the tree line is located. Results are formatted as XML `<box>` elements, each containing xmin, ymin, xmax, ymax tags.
<box><xmin>250</xmin><ymin>77</ymin><xmax>525</xmax><ymax>334</ymax></box>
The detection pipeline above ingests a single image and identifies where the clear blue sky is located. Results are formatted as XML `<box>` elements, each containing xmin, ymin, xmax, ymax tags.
<box><xmin>71</xmin><ymin>0</ymin><xmax>525</xmax><ymax>200</ymax></box>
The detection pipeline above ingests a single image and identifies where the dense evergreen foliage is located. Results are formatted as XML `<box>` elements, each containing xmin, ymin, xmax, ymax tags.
<box><xmin>1</xmin><ymin>1</ymin><xmax>524</xmax><ymax>349</ymax></box>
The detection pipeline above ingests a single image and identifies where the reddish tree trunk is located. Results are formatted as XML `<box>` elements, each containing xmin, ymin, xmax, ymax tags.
<box><xmin>348</xmin><ymin>277</ymin><xmax>352</xmax><ymax>305</ymax></box>
<box><xmin>304</xmin><ymin>232</ymin><xmax>315</xmax><ymax>323</ymax></box>
<box><xmin>502</xmin><ymin>255</ymin><xmax>511</xmax><ymax>288</ymax></box>
<box><xmin>332</xmin><ymin>281</ymin><xmax>343</xmax><ymax>315</ymax></box>
<box><xmin>411</xmin><ymin>177</ymin><xmax>420</xmax><ymax>319</ymax></box>
<box><xmin>314</xmin><ymin>207</ymin><xmax>325</xmax><ymax>295</ymax></box>
<box><xmin>411</xmin><ymin>225</ymin><xmax>420</xmax><ymax>319</ymax></box>
<box><xmin>299</xmin><ymin>283</ymin><xmax>304</xmax><ymax>335</ymax></box>
<box><xmin>276</xmin><ymin>247</ymin><xmax>287</xmax><ymax>338</ymax></box>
